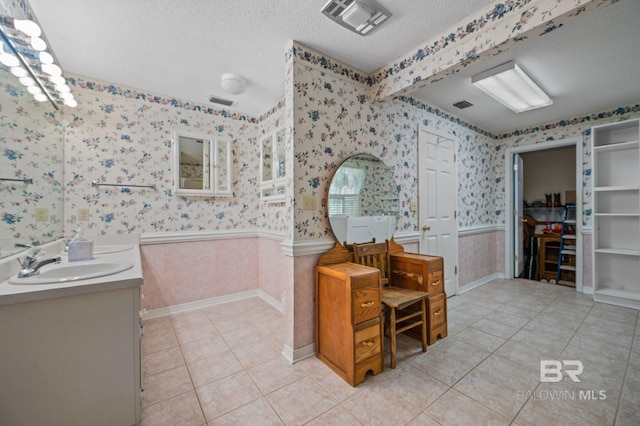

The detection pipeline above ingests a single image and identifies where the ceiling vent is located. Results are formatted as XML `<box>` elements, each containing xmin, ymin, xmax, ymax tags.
<box><xmin>453</xmin><ymin>100</ymin><xmax>474</xmax><ymax>109</ymax></box>
<box><xmin>209</xmin><ymin>95</ymin><xmax>235</xmax><ymax>107</ymax></box>
<box><xmin>321</xmin><ymin>0</ymin><xmax>392</xmax><ymax>36</ymax></box>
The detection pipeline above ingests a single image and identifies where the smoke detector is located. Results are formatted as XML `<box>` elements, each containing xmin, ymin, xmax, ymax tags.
<box><xmin>321</xmin><ymin>0</ymin><xmax>392</xmax><ymax>36</ymax></box>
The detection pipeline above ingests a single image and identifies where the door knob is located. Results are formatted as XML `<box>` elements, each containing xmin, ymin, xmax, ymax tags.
<box><xmin>422</xmin><ymin>225</ymin><xmax>430</xmax><ymax>231</ymax></box>
<box><xmin>522</xmin><ymin>218</ymin><xmax>528</xmax><ymax>223</ymax></box>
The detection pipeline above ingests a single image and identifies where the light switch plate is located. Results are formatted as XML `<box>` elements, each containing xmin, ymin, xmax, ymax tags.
<box><xmin>78</xmin><ymin>208</ymin><xmax>90</xmax><ymax>221</ymax></box>
<box><xmin>35</xmin><ymin>208</ymin><xmax>48</xmax><ymax>222</ymax></box>
<box><xmin>302</xmin><ymin>196</ymin><xmax>316</xmax><ymax>210</ymax></box>
<box><xmin>410</xmin><ymin>200</ymin><xmax>418</xmax><ymax>212</ymax></box>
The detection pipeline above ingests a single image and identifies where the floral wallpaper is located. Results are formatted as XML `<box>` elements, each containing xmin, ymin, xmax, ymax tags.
<box><xmin>63</xmin><ymin>76</ymin><xmax>265</xmax><ymax>235</ymax></box>
<box><xmin>0</xmin><ymin>60</ymin><xmax>64</xmax><ymax>253</ymax></box>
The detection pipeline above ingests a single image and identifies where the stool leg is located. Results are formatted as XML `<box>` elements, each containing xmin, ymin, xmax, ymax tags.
<box><xmin>421</xmin><ymin>299</ymin><xmax>427</xmax><ymax>352</ymax></box>
<box><xmin>390</xmin><ymin>307</ymin><xmax>397</xmax><ymax>369</ymax></box>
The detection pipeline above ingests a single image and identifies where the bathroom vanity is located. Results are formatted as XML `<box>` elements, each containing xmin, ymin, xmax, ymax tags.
<box><xmin>0</xmin><ymin>239</ymin><xmax>143</xmax><ymax>426</ymax></box>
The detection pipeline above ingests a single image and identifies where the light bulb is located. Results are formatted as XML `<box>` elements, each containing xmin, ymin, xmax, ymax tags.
<box><xmin>0</xmin><ymin>52</ymin><xmax>19</xmax><ymax>67</ymax></box>
<box><xmin>27</xmin><ymin>85</ymin><xmax>42</xmax><ymax>95</ymax></box>
<box><xmin>19</xmin><ymin>76</ymin><xmax>35</xmax><ymax>86</ymax></box>
<box><xmin>13</xmin><ymin>19</ymin><xmax>41</xmax><ymax>38</ymax></box>
<box><xmin>33</xmin><ymin>93</ymin><xmax>48</xmax><ymax>102</ymax></box>
<box><xmin>55</xmin><ymin>84</ymin><xmax>70</xmax><ymax>93</ymax></box>
<box><xmin>49</xmin><ymin>75</ymin><xmax>65</xmax><ymax>85</ymax></box>
<box><xmin>63</xmin><ymin>98</ymin><xmax>77</xmax><ymax>108</ymax></box>
<box><xmin>41</xmin><ymin>63</ymin><xmax>61</xmax><ymax>76</ymax></box>
<box><xmin>39</xmin><ymin>51</ymin><xmax>53</xmax><ymax>64</ymax></box>
<box><xmin>10</xmin><ymin>66</ymin><xmax>28</xmax><ymax>77</ymax></box>
<box><xmin>30</xmin><ymin>37</ymin><xmax>47</xmax><ymax>51</ymax></box>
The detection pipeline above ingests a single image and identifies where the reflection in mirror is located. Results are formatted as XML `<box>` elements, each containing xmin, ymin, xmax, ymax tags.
<box><xmin>172</xmin><ymin>130</ymin><xmax>232</xmax><ymax>197</ymax></box>
<box><xmin>328</xmin><ymin>154</ymin><xmax>399</xmax><ymax>245</ymax></box>
<box><xmin>0</xmin><ymin>59</ymin><xmax>64</xmax><ymax>259</ymax></box>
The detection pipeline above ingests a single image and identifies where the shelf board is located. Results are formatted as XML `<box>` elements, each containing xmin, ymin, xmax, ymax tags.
<box><xmin>593</xmin><ymin>289</ymin><xmax>640</xmax><ymax>310</ymax></box>
<box><xmin>594</xmin><ymin>248</ymin><xmax>640</xmax><ymax>256</ymax></box>
<box><xmin>594</xmin><ymin>213</ymin><xmax>640</xmax><ymax>217</ymax></box>
<box><xmin>593</xmin><ymin>140</ymin><xmax>639</xmax><ymax>152</ymax></box>
<box><xmin>594</xmin><ymin>186</ymin><xmax>639</xmax><ymax>192</ymax></box>
<box><xmin>561</xmin><ymin>235</ymin><xmax>577</xmax><ymax>240</ymax></box>
<box><xmin>559</xmin><ymin>265</ymin><xmax>577</xmax><ymax>271</ymax></box>
<box><xmin>561</xmin><ymin>249</ymin><xmax>576</xmax><ymax>255</ymax></box>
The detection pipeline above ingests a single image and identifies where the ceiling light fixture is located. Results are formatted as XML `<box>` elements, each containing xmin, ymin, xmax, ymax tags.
<box><xmin>220</xmin><ymin>73</ymin><xmax>247</xmax><ymax>95</ymax></box>
<box><xmin>322</xmin><ymin>0</ymin><xmax>392</xmax><ymax>36</ymax></box>
<box><xmin>0</xmin><ymin>14</ymin><xmax>77</xmax><ymax>108</ymax></box>
<box><xmin>471</xmin><ymin>61</ymin><xmax>552</xmax><ymax>113</ymax></box>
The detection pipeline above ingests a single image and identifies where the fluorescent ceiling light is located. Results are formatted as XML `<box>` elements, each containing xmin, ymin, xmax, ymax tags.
<box><xmin>471</xmin><ymin>61</ymin><xmax>552</xmax><ymax>113</ymax></box>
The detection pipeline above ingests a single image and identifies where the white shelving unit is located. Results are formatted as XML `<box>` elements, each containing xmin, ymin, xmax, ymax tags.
<box><xmin>592</xmin><ymin>119</ymin><xmax>640</xmax><ymax>309</ymax></box>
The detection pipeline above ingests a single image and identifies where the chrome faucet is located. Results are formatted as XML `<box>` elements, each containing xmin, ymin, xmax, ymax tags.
<box><xmin>17</xmin><ymin>251</ymin><xmax>62</xmax><ymax>278</ymax></box>
<box><xmin>15</xmin><ymin>240</ymin><xmax>40</xmax><ymax>249</ymax></box>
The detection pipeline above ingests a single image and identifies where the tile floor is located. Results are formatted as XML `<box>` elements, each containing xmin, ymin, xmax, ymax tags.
<box><xmin>140</xmin><ymin>279</ymin><xmax>640</xmax><ymax>425</ymax></box>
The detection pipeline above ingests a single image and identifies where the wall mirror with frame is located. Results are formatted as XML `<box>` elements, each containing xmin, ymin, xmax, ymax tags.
<box><xmin>172</xmin><ymin>130</ymin><xmax>232</xmax><ymax>196</ymax></box>
<box><xmin>260</xmin><ymin>128</ymin><xmax>286</xmax><ymax>201</ymax></box>
<box><xmin>328</xmin><ymin>154</ymin><xmax>399</xmax><ymax>245</ymax></box>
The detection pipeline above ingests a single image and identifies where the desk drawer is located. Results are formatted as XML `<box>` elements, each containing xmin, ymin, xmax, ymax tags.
<box><xmin>429</xmin><ymin>292</ymin><xmax>446</xmax><ymax>328</ymax></box>
<box><xmin>354</xmin><ymin>320</ymin><xmax>381</xmax><ymax>364</ymax></box>
<box><xmin>427</xmin><ymin>270</ymin><xmax>444</xmax><ymax>295</ymax></box>
<box><xmin>352</xmin><ymin>288</ymin><xmax>380</xmax><ymax>324</ymax></box>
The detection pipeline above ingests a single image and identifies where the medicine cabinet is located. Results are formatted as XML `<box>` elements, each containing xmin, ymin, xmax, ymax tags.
<box><xmin>172</xmin><ymin>130</ymin><xmax>232</xmax><ymax>196</ymax></box>
<box><xmin>260</xmin><ymin>128</ymin><xmax>287</xmax><ymax>201</ymax></box>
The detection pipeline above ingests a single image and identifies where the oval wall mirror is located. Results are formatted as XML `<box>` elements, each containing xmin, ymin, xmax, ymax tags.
<box><xmin>328</xmin><ymin>154</ymin><xmax>399</xmax><ymax>245</ymax></box>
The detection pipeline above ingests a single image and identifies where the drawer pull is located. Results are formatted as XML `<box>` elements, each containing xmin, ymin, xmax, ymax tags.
<box><xmin>434</xmin><ymin>308</ymin><xmax>443</xmax><ymax>316</ymax></box>
<box><xmin>431</xmin><ymin>279</ymin><xmax>441</xmax><ymax>286</ymax></box>
<box><xmin>361</xmin><ymin>340</ymin><xmax>375</xmax><ymax>347</ymax></box>
<box><xmin>360</xmin><ymin>301</ymin><xmax>375</xmax><ymax>308</ymax></box>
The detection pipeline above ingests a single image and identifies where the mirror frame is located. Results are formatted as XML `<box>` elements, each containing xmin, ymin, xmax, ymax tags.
<box><xmin>172</xmin><ymin>130</ymin><xmax>232</xmax><ymax>197</ymax></box>
<box><xmin>327</xmin><ymin>153</ymin><xmax>399</xmax><ymax>245</ymax></box>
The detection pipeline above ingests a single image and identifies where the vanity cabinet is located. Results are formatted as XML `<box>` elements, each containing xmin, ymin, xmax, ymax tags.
<box><xmin>591</xmin><ymin>119</ymin><xmax>640</xmax><ymax>309</ymax></box>
<box><xmin>260</xmin><ymin>128</ymin><xmax>287</xmax><ymax>201</ymax></box>
<box><xmin>315</xmin><ymin>262</ymin><xmax>383</xmax><ymax>387</ymax></box>
<box><xmin>0</xmin><ymin>286</ymin><xmax>142</xmax><ymax>426</ymax></box>
<box><xmin>390</xmin><ymin>253</ymin><xmax>448</xmax><ymax>344</ymax></box>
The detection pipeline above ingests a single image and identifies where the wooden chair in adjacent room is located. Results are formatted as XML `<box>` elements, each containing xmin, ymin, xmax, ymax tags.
<box><xmin>352</xmin><ymin>240</ymin><xmax>429</xmax><ymax>368</ymax></box>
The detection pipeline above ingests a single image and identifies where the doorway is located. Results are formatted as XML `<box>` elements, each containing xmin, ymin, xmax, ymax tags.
<box><xmin>504</xmin><ymin>137</ymin><xmax>584</xmax><ymax>293</ymax></box>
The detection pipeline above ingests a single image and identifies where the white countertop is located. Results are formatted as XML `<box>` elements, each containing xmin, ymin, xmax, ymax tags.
<box><xmin>0</xmin><ymin>242</ymin><xmax>143</xmax><ymax>306</ymax></box>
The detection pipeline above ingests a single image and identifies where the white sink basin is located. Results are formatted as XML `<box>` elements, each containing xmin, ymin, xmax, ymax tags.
<box><xmin>9</xmin><ymin>262</ymin><xmax>133</xmax><ymax>285</ymax></box>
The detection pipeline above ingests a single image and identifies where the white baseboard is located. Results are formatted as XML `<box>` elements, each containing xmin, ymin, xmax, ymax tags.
<box><xmin>143</xmin><ymin>289</ymin><xmax>284</xmax><ymax>319</ymax></box>
<box><xmin>458</xmin><ymin>273</ymin><xmax>504</xmax><ymax>295</ymax></box>
<box><xmin>282</xmin><ymin>343</ymin><xmax>316</xmax><ymax>364</ymax></box>
<box><xmin>582</xmin><ymin>286</ymin><xmax>594</xmax><ymax>295</ymax></box>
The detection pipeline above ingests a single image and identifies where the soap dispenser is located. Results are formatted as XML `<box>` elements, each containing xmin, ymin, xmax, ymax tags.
<box><xmin>67</xmin><ymin>227</ymin><xmax>93</xmax><ymax>261</ymax></box>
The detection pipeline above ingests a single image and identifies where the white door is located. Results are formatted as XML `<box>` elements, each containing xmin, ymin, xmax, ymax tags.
<box><xmin>514</xmin><ymin>153</ymin><xmax>524</xmax><ymax>277</ymax></box>
<box><xmin>418</xmin><ymin>127</ymin><xmax>458</xmax><ymax>296</ymax></box>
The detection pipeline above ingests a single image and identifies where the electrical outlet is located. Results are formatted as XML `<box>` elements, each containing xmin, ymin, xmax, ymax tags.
<box><xmin>35</xmin><ymin>207</ymin><xmax>48</xmax><ymax>222</ymax></box>
<box><xmin>78</xmin><ymin>208</ymin><xmax>90</xmax><ymax>221</ymax></box>
<box><xmin>410</xmin><ymin>200</ymin><xmax>418</xmax><ymax>212</ymax></box>
<box><xmin>302</xmin><ymin>196</ymin><xmax>316</xmax><ymax>210</ymax></box>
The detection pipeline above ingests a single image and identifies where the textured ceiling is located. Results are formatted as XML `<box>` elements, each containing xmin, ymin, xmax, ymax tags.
<box><xmin>27</xmin><ymin>0</ymin><xmax>640</xmax><ymax>133</ymax></box>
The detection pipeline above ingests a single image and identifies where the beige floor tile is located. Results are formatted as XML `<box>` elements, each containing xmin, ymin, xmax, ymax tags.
<box><xmin>305</xmin><ymin>405</ymin><xmax>364</xmax><ymax>426</ymax></box>
<box><xmin>470</xmin><ymin>318</ymin><xmax>520</xmax><ymax>340</ymax></box>
<box><xmin>143</xmin><ymin>327</ymin><xmax>179</xmax><ymax>355</ymax></box>
<box><xmin>140</xmin><ymin>390</ymin><xmax>205</xmax><ymax>426</ymax></box>
<box><xmin>142</xmin><ymin>365</ymin><xmax>194</xmax><ymax>408</ymax></box>
<box><xmin>453</xmin><ymin>327</ymin><xmax>506</xmax><ymax>352</ymax></box>
<box><xmin>207</xmin><ymin>397</ymin><xmax>283</xmax><ymax>426</ymax></box>
<box><xmin>488</xmin><ymin>310</ymin><xmax>531</xmax><ymax>328</ymax></box>
<box><xmin>380</xmin><ymin>364</ymin><xmax>449</xmax><ymax>410</ymax></box>
<box><xmin>266</xmin><ymin>377</ymin><xmax>338</xmax><ymax>425</ymax></box>
<box><xmin>231</xmin><ymin>337</ymin><xmax>281</xmax><ymax>369</ymax></box>
<box><xmin>406</xmin><ymin>412</ymin><xmax>444</xmax><ymax>426</ymax></box>
<box><xmin>341</xmin><ymin>384</ymin><xmax>423</xmax><ymax>426</ymax></box>
<box><xmin>197</xmin><ymin>371</ymin><xmax>262</xmax><ymax>421</ymax></box>
<box><xmin>454</xmin><ymin>368</ymin><xmax>528</xmax><ymax>419</ymax></box>
<box><xmin>246</xmin><ymin>357</ymin><xmax>307</xmax><ymax>395</ymax></box>
<box><xmin>305</xmin><ymin>363</ymin><xmax>365</xmax><ymax>402</ymax></box>
<box><xmin>425</xmin><ymin>389</ymin><xmax>510</xmax><ymax>425</ymax></box>
<box><xmin>143</xmin><ymin>346</ymin><xmax>185</xmax><ymax>377</ymax></box>
<box><xmin>181</xmin><ymin>334</ymin><xmax>230</xmax><ymax>363</ymax></box>
<box><xmin>187</xmin><ymin>349</ymin><xmax>244</xmax><ymax>388</ymax></box>
<box><xmin>175</xmin><ymin>323</ymin><xmax>220</xmax><ymax>346</ymax></box>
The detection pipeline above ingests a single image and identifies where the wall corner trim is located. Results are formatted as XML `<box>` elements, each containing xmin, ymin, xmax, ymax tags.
<box><xmin>282</xmin><ymin>343</ymin><xmax>316</xmax><ymax>364</ymax></box>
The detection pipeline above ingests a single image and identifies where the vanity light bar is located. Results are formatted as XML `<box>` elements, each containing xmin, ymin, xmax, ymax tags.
<box><xmin>0</xmin><ymin>15</ymin><xmax>76</xmax><ymax>109</ymax></box>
